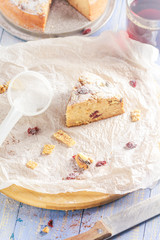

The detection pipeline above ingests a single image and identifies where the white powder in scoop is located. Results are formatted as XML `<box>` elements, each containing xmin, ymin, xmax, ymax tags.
<box><xmin>10</xmin><ymin>75</ymin><xmax>50</xmax><ymax>115</ymax></box>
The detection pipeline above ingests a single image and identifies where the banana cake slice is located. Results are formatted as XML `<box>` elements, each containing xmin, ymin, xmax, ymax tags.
<box><xmin>66</xmin><ymin>72</ymin><xmax>124</xmax><ymax>127</ymax></box>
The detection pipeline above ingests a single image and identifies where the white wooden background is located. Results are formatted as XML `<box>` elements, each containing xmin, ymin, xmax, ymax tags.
<box><xmin>0</xmin><ymin>1</ymin><xmax>160</xmax><ymax>239</ymax></box>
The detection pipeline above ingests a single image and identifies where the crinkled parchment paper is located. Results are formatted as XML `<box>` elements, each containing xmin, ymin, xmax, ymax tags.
<box><xmin>0</xmin><ymin>31</ymin><xmax>160</xmax><ymax>194</ymax></box>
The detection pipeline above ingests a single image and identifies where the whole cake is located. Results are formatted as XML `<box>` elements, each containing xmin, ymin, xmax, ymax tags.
<box><xmin>0</xmin><ymin>0</ymin><xmax>108</xmax><ymax>32</ymax></box>
<box><xmin>66</xmin><ymin>72</ymin><xmax>125</xmax><ymax>127</ymax></box>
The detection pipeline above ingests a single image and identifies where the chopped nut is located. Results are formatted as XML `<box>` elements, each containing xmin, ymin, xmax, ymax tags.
<box><xmin>0</xmin><ymin>81</ymin><xmax>10</xmax><ymax>94</ymax></box>
<box><xmin>53</xmin><ymin>130</ymin><xmax>75</xmax><ymax>147</ymax></box>
<box><xmin>0</xmin><ymin>86</ymin><xmax>5</xmax><ymax>94</ymax></box>
<box><xmin>131</xmin><ymin>109</ymin><xmax>141</xmax><ymax>122</ymax></box>
<box><xmin>42</xmin><ymin>226</ymin><xmax>49</xmax><ymax>233</ymax></box>
<box><xmin>79</xmin><ymin>75</ymin><xmax>91</xmax><ymax>85</ymax></box>
<box><xmin>26</xmin><ymin>160</ymin><xmax>38</xmax><ymax>169</ymax></box>
<box><xmin>75</xmin><ymin>153</ymin><xmax>93</xmax><ymax>170</ymax></box>
<box><xmin>42</xmin><ymin>144</ymin><xmax>55</xmax><ymax>155</ymax></box>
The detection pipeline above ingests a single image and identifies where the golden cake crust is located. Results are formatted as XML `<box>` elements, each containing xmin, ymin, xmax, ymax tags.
<box><xmin>0</xmin><ymin>0</ymin><xmax>51</xmax><ymax>31</ymax></box>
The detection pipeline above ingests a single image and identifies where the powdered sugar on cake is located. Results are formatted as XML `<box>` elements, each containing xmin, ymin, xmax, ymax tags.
<box><xmin>10</xmin><ymin>0</ymin><xmax>49</xmax><ymax>15</ymax></box>
<box><xmin>68</xmin><ymin>72</ymin><xmax>122</xmax><ymax>105</ymax></box>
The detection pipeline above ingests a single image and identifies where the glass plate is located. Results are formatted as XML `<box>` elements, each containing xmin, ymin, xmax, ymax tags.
<box><xmin>0</xmin><ymin>0</ymin><xmax>116</xmax><ymax>41</ymax></box>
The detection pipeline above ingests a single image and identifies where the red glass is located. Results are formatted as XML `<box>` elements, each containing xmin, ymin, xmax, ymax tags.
<box><xmin>126</xmin><ymin>0</ymin><xmax>160</xmax><ymax>50</ymax></box>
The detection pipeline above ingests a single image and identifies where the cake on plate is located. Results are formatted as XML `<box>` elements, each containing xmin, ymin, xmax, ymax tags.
<box><xmin>66</xmin><ymin>72</ymin><xmax>125</xmax><ymax>127</ymax></box>
<box><xmin>0</xmin><ymin>0</ymin><xmax>108</xmax><ymax>32</ymax></box>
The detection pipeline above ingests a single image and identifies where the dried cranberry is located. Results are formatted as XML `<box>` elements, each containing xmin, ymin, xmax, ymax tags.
<box><xmin>27</xmin><ymin>127</ymin><xmax>40</xmax><ymax>135</ymax></box>
<box><xmin>77</xmin><ymin>86</ymin><xmax>89</xmax><ymax>94</ymax></box>
<box><xmin>96</xmin><ymin>161</ymin><xmax>107</xmax><ymax>167</ymax></box>
<box><xmin>125</xmin><ymin>142</ymin><xmax>137</xmax><ymax>149</ymax></box>
<box><xmin>90</xmin><ymin>111</ymin><xmax>99</xmax><ymax>118</ymax></box>
<box><xmin>82</xmin><ymin>28</ymin><xmax>91</xmax><ymax>35</ymax></box>
<box><xmin>48</xmin><ymin>220</ymin><xmax>53</xmax><ymax>228</ymax></box>
<box><xmin>129</xmin><ymin>80</ymin><xmax>136</xmax><ymax>88</ymax></box>
<box><xmin>72</xmin><ymin>155</ymin><xmax>76</xmax><ymax>159</ymax></box>
<box><xmin>90</xmin><ymin>111</ymin><xmax>102</xmax><ymax>119</ymax></box>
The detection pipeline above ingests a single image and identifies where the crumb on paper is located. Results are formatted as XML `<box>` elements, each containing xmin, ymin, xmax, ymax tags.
<box><xmin>26</xmin><ymin>160</ymin><xmax>38</xmax><ymax>169</ymax></box>
<box><xmin>0</xmin><ymin>81</ymin><xmax>10</xmax><ymax>94</ymax></box>
<box><xmin>53</xmin><ymin>130</ymin><xmax>76</xmax><ymax>147</ymax></box>
<box><xmin>42</xmin><ymin>144</ymin><xmax>55</xmax><ymax>155</ymax></box>
<box><xmin>65</xmin><ymin>172</ymin><xmax>80</xmax><ymax>180</ymax></box>
<box><xmin>130</xmin><ymin>109</ymin><xmax>141</xmax><ymax>122</ymax></box>
<box><xmin>75</xmin><ymin>153</ymin><xmax>93</xmax><ymax>170</ymax></box>
<box><xmin>42</xmin><ymin>226</ymin><xmax>49</xmax><ymax>233</ymax></box>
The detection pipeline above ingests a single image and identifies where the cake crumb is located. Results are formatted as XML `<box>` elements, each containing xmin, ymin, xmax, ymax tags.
<box><xmin>75</xmin><ymin>153</ymin><xmax>93</xmax><ymax>170</ymax></box>
<box><xmin>42</xmin><ymin>144</ymin><xmax>55</xmax><ymax>155</ymax></box>
<box><xmin>26</xmin><ymin>160</ymin><xmax>38</xmax><ymax>169</ymax></box>
<box><xmin>42</xmin><ymin>226</ymin><xmax>49</xmax><ymax>233</ymax></box>
<box><xmin>0</xmin><ymin>81</ymin><xmax>10</xmax><ymax>94</ymax></box>
<box><xmin>53</xmin><ymin>130</ymin><xmax>75</xmax><ymax>147</ymax></box>
<box><xmin>130</xmin><ymin>109</ymin><xmax>141</xmax><ymax>122</ymax></box>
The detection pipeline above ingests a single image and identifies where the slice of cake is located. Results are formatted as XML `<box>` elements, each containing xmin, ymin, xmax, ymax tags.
<box><xmin>67</xmin><ymin>0</ymin><xmax>108</xmax><ymax>21</ymax></box>
<box><xmin>66</xmin><ymin>72</ymin><xmax>124</xmax><ymax>127</ymax></box>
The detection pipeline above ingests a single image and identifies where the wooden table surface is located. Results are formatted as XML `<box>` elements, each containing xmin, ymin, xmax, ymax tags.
<box><xmin>0</xmin><ymin>1</ymin><xmax>160</xmax><ymax>239</ymax></box>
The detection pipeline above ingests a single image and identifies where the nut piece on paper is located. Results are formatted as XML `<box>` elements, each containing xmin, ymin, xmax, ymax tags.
<box><xmin>42</xmin><ymin>144</ymin><xmax>55</xmax><ymax>155</ymax></box>
<box><xmin>26</xmin><ymin>160</ymin><xmax>38</xmax><ymax>170</ymax></box>
<box><xmin>53</xmin><ymin>130</ymin><xmax>76</xmax><ymax>147</ymax></box>
<box><xmin>42</xmin><ymin>226</ymin><xmax>49</xmax><ymax>233</ymax></box>
<box><xmin>130</xmin><ymin>109</ymin><xmax>141</xmax><ymax>122</ymax></box>
<box><xmin>75</xmin><ymin>153</ymin><xmax>93</xmax><ymax>170</ymax></box>
<box><xmin>0</xmin><ymin>81</ymin><xmax>10</xmax><ymax>94</ymax></box>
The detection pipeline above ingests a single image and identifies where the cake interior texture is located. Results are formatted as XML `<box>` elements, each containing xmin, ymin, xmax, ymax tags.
<box><xmin>66</xmin><ymin>98</ymin><xmax>124</xmax><ymax>127</ymax></box>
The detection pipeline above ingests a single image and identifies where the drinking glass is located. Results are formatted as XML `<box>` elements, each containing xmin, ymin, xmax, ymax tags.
<box><xmin>126</xmin><ymin>0</ymin><xmax>160</xmax><ymax>50</ymax></box>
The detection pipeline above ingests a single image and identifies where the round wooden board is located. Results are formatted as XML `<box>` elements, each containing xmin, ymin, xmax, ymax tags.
<box><xmin>0</xmin><ymin>185</ymin><xmax>122</xmax><ymax>210</ymax></box>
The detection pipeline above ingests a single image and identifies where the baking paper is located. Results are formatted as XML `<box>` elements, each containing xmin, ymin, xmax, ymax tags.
<box><xmin>0</xmin><ymin>31</ymin><xmax>160</xmax><ymax>194</ymax></box>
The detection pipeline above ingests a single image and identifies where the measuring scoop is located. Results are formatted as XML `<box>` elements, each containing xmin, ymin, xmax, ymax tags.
<box><xmin>0</xmin><ymin>71</ymin><xmax>53</xmax><ymax>146</ymax></box>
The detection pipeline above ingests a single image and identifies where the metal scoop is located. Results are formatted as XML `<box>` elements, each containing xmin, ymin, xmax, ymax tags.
<box><xmin>0</xmin><ymin>71</ymin><xmax>53</xmax><ymax>146</ymax></box>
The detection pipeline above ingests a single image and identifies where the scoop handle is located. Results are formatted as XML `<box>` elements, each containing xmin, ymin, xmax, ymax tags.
<box><xmin>0</xmin><ymin>107</ymin><xmax>22</xmax><ymax>146</ymax></box>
